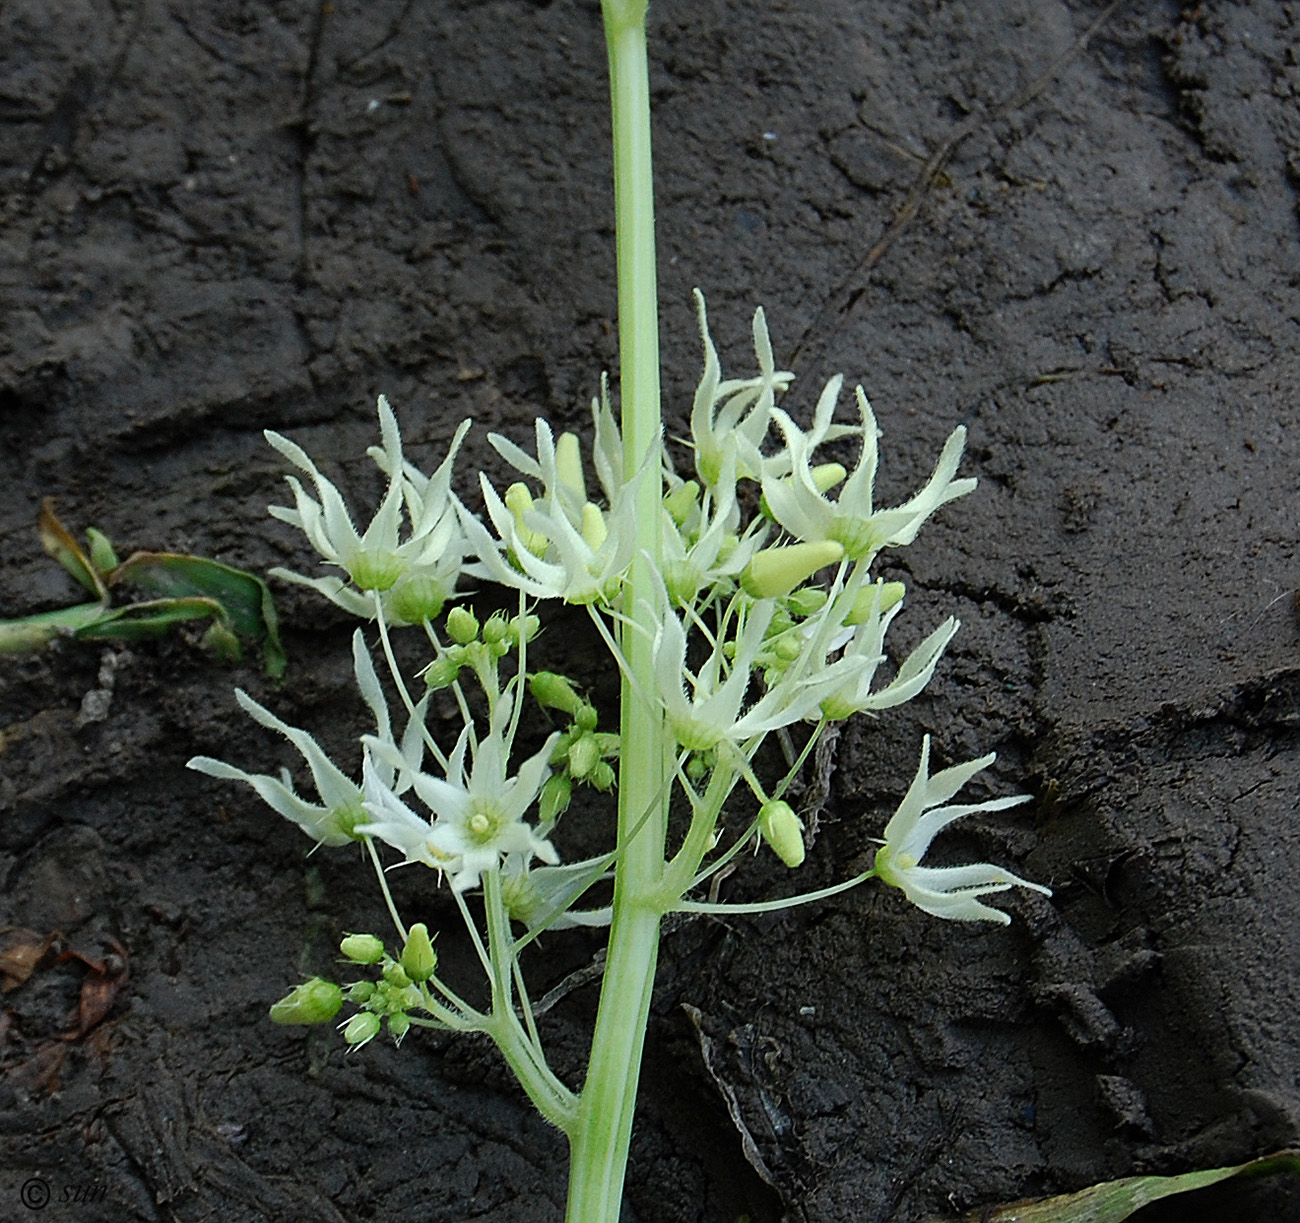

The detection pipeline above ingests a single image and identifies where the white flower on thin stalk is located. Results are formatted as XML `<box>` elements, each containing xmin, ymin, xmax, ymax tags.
<box><xmin>873</xmin><ymin>736</ymin><xmax>1050</xmax><ymax>924</ymax></box>
<box><xmin>818</xmin><ymin>583</ymin><xmax>961</xmax><ymax>721</ymax></box>
<box><xmin>648</xmin><ymin>582</ymin><xmax>863</xmax><ymax>752</ymax></box>
<box><xmin>761</xmin><ymin>385</ymin><xmax>976</xmax><ymax>562</ymax></box>
<box><xmin>187</xmin><ymin>631</ymin><xmax>422</xmax><ymax>847</ymax></box>
<box><xmin>688</xmin><ymin>289</ymin><xmax>793</xmax><ymax>490</ymax></box>
<box><xmin>266</xmin><ymin>397</ymin><xmax>472</xmax><ymax>622</ymax></box>
<box><xmin>358</xmin><ymin>698</ymin><xmax>561</xmax><ymax>893</ymax></box>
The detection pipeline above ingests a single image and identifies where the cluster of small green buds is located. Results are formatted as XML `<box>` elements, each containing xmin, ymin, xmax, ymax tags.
<box><xmin>529</xmin><ymin>671</ymin><xmax>617</xmax><ymax>813</ymax></box>
<box><xmin>334</xmin><ymin>927</ymin><xmax>438</xmax><ymax>1048</ymax></box>
<box><xmin>424</xmin><ymin>609</ymin><xmax>542</xmax><ymax>690</ymax></box>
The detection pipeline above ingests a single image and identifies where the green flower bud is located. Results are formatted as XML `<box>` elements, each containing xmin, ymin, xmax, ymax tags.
<box><xmin>269</xmin><ymin>978</ymin><xmax>343</xmax><ymax>1025</ymax></box>
<box><xmin>423</xmin><ymin>652</ymin><xmax>464</xmax><ymax>690</ymax></box>
<box><xmin>568</xmin><ymin>733</ymin><xmax>602</xmax><ymax>779</ymax></box>
<box><xmin>381</xmin><ymin>961</ymin><xmax>411</xmax><ymax>989</ymax></box>
<box><xmin>588</xmin><ymin>761</ymin><xmax>617</xmax><ymax>792</ymax></box>
<box><xmin>200</xmin><ymin>620</ymin><xmax>242</xmax><ymax>664</ymax></box>
<box><xmin>845</xmin><ymin>581</ymin><xmax>906</xmax><ymax>625</ymax></box>
<box><xmin>663</xmin><ymin>559</ymin><xmax>702</xmax><ymax>606</ymax></box>
<box><xmin>760</xmin><ymin>464</ymin><xmax>846</xmax><ymax>520</ymax></box>
<box><xmin>85</xmin><ymin>527</ymin><xmax>120</xmax><ymax>574</ymax></box>
<box><xmin>787</xmin><ymin>586</ymin><xmax>829</xmax><ymax>618</ymax></box>
<box><xmin>741</xmin><ymin>541</ymin><xmax>846</xmax><ymax>599</ymax></box>
<box><xmin>446</xmin><ymin>606</ymin><xmax>479</xmax><ymax>645</ymax></box>
<box><xmin>531</xmin><ymin>671</ymin><xmax>585</xmax><ymax>716</ymax></box>
<box><xmin>758</xmin><ymin>800</ymin><xmax>806</xmax><ymax>868</ymax></box>
<box><xmin>350</xmin><ymin>549</ymin><xmax>403</xmax><ymax>592</ymax></box>
<box><xmin>811</xmin><ymin>462</ymin><xmax>848</xmax><ymax>494</ymax></box>
<box><xmin>575</xmin><ymin>703</ymin><xmax>599</xmax><ymax>733</ymax></box>
<box><xmin>773</xmin><ymin>633</ymin><xmax>803</xmax><ymax>662</ymax></box>
<box><xmin>539</xmin><ymin>772</ymin><xmax>573</xmax><ymax>823</ymax></box>
<box><xmin>482</xmin><ymin>613</ymin><xmax>510</xmax><ymax>644</ymax></box>
<box><xmin>340</xmin><ymin>933</ymin><xmax>386</xmax><ymax>964</ymax></box>
<box><xmin>388</xmin><ymin>573</ymin><xmax>447</xmax><ymax>624</ymax></box>
<box><xmin>556</xmin><ymin>431</ymin><xmax>585</xmax><ymax>497</ymax></box>
<box><xmin>400</xmin><ymin>923</ymin><xmax>438</xmax><ymax>983</ymax></box>
<box><xmin>342</xmin><ymin>1011</ymin><xmax>382</xmax><ymax>1047</ymax></box>
<box><xmin>664</xmin><ymin>480</ymin><xmax>700</xmax><ymax>527</ymax></box>
<box><xmin>347</xmin><ymin>981</ymin><xmax>376</xmax><ymax>1003</ymax></box>
<box><xmin>820</xmin><ymin>694</ymin><xmax>856</xmax><ymax>722</ymax></box>
<box><xmin>581</xmin><ymin>502</ymin><xmax>607</xmax><ymax>551</ymax></box>
<box><xmin>504</xmin><ymin>483</ymin><xmax>548</xmax><ymax>557</ymax></box>
<box><xmin>388</xmin><ymin>1012</ymin><xmax>411</xmax><ymax>1044</ymax></box>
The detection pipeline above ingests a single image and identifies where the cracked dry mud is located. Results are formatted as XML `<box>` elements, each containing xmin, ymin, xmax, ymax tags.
<box><xmin>2</xmin><ymin>2</ymin><xmax>1298</xmax><ymax>1221</ymax></box>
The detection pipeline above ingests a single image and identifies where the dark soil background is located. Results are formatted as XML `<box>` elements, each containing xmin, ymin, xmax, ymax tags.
<box><xmin>2</xmin><ymin>1</ymin><xmax>1298</xmax><ymax>1220</ymax></box>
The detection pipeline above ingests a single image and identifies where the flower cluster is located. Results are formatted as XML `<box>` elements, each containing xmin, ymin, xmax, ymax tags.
<box><xmin>191</xmin><ymin>293</ymin><xmax>1048</xmax><ymax>971</ymax></box>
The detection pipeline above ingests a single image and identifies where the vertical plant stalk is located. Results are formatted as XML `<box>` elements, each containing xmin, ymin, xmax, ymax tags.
<box><xmin>566</xmin><ymin>3</ymin><xmax>668</xmax><ymax>1221</ymax></box>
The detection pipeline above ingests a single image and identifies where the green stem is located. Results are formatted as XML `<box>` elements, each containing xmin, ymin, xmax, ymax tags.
<box><xmin>566</xmin><ymin>3</ymin><xmax>668</xmax><ymax>1221</ymax></box>
<box><xmin>483</xmin><ymin>872</ymin><xmax>579</xmax><ymax>1133</ymax></box>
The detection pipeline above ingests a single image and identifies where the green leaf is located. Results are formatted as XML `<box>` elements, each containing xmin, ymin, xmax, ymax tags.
<box><xmin>72</xmin><ymin>597</ymin><xmax>231</xmax><ymax>642</ymax></box>
<box><xmin>109</xmin><ymin>552</ymin><xmax>286</xmax><ymax>676</ymax></box>
<box><xmin>0</xmin><ymin>603</ymin><xmax>115</xmax><ymax>654</ymax></box>
<box><xmin>944</xmin><ymin>1149</ymin><xmax>1300</xmax><ymax>1223</ymax></box>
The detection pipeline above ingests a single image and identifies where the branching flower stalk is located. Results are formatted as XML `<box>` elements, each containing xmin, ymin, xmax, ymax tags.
<box><xmin>188</xmin><ymin>5</ymin><xmax>1051</xmax><ymax>1223</ymax></box>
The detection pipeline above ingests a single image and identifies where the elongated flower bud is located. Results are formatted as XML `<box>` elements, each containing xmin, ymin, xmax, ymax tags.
<box><xmin>845</xmin><ymin>580</ymin><xmax>906</xmax><ymax>625</ymax></box>
<box><xmin>531</xmin><ymin>671</ymin><xmax>585</xmax><ymax>716</ymax></box>
<box><xmin>741</xmin><ymin>541</ymin><xmax>845</xmax><ymax>599</ymax></box>
<box><xmin>340</xmin><ymin>933</ymin><xmax>386</xmax><ymax>964</ymax></box>
<box><xmin>758</xmin><ymin>800</ymin><xmax>806</xmax><ymax>868</ymax></box>
<box><xmin>568</xmin><ymin>733</ymin><xmax>602</xmax><ymax>779</ymax></box>
<box><xmin>342</xmin><ymin>1011</ymin><xmax>382</xmax><ymax>1046</ymax></box>
<box><xmin>556</xmin><ymin>431</ymin><xmax>586</xmax><ymax>498</ymax></box>
<box><xmin>400</xmin><ymin>922</ymin><xmax>438</xmax><ymax>983</ymax></box>
<box><xmin>664</xmin><ymin>480</ymin><xmax>700</xmax><ymax>527</ymax></box>
<box><xmin>269</xmin><ymin>978</ymin><xmax>343</xmax><ymax>1025</ymax></box>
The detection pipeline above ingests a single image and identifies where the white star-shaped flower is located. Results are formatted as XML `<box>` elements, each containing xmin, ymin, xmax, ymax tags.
<box><xmin>188</xmin><ymin>631</ymin><xmax>420</xmax><ymax>846</ymax></box>
<box><xmin>873</xmin><ymin>736</ymin><xmax>1050</xmax><ymax>924</ymax></box>
<box><xmin>266</xmin><ymin>397</ymin><xmax>472</xmax><ymax>622</ymax></box>
<box><xmin>358</xmin><ymin>700</ymin><xmax>560</xmax><ymax>893</ymax></box>
<box><xmin>761</xmin><ymin>385</ymin><xmax>975</xmax><ymax>562</ymax></box>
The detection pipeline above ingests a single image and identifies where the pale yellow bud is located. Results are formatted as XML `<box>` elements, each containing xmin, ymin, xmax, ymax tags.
<box><xmin>758</xmin><ymin>800</ymin><xmax>805</xmax><ymax>868</ymax></box>
<box><xmin>741</xmin><ymin>541</ymin><xmax>845</xmax><ymax>599</ymax></box>
<box><xmin>556</xmin><ymin>432</ymin><xmax>586</xmax><ymax>498</ymax></box>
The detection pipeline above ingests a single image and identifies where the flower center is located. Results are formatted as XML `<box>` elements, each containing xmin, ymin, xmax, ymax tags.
<box><xmin>827</xmin><ymin>516</ymin><xmax>882</xmax><ymax>561</ymax></box>
<box><xmin>465</xmin><ymin>802</ymin><xmax>502</xmax><ymax>846</ymax></box>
